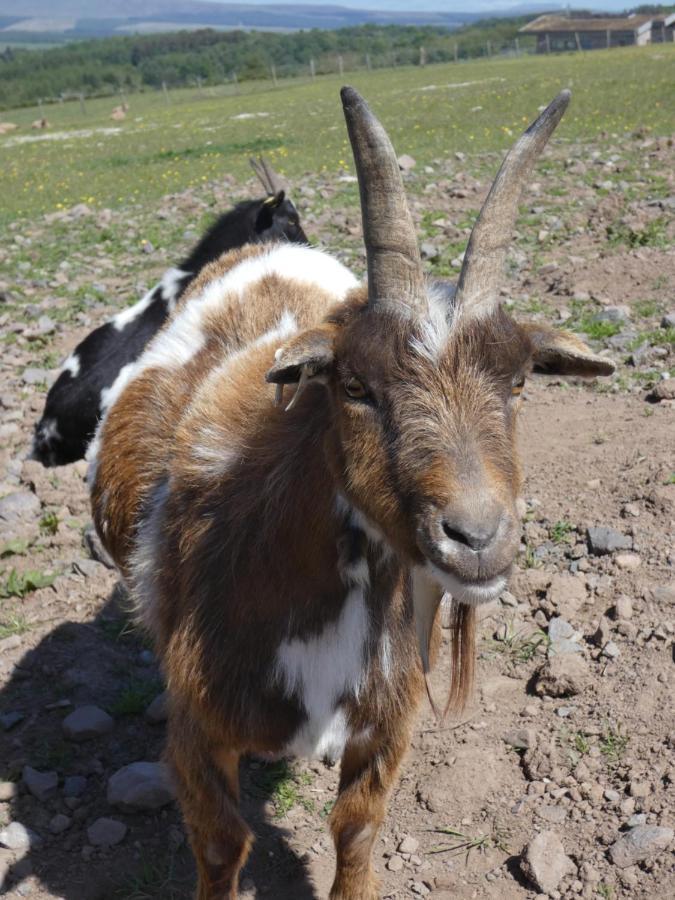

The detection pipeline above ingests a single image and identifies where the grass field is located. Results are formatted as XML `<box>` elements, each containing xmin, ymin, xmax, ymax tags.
<box><xmin>1</xmin><ymin>44</ymin><xmax>674</xmax><ymax>227</ymax></box>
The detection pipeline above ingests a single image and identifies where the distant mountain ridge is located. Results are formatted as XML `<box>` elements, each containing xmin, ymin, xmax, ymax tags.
<box><xmin>0</xmin><ymin>2</ymin><xmax>560</xmax><ymax>36</ymax></box>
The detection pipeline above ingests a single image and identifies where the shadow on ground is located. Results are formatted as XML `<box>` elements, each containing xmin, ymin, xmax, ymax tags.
<box><xmin>0</xmin><ymin>581</ymin><xmax>320</xmax><ymax>899</ymax></box>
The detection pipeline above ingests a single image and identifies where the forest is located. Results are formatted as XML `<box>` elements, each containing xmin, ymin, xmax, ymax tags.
<box><xmin>0</xmin><ymin>18</ymin><xmax>536</xmax><ymax>110</ymax></box>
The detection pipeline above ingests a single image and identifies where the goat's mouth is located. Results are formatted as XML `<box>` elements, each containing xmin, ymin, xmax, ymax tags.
<box><xmin>423</xmin><ymin>562</ymin><xmax>509</xmax><ymax>606</ymax></box>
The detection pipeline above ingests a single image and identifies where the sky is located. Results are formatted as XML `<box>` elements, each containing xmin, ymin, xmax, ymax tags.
<box><xmin>200</xmin><ymin>1</ymin><xmax>630</xmax><ymax>12</ymax></box>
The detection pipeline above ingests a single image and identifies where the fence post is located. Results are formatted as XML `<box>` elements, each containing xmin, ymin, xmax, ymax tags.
<box><xmin>79</xmin><ymin>92</ymin><xmax>86</xmax><ymax>115</ymax></box>
<box><xmin>515</xmin><ymin>37</ymin><xmax>520</xmax><ymax>56</ymax></box>
<box><xmin>606</xmin><ymin>29</ymin><xmax>610</xmax><ymax>49</ymax></box>
<box><xmin>365</xmin><ymin>53</ymin><xmax>372</xmax><ymax>70</ymax></box>
<box><xmin>454</xmin><ymin>42</ymin><xmax>458</xmax><ymax>63</ymax></box>
<box><xmin>419</xmin><ymin>46</ymin><xmax>426</xmax><ymax>67</ymax></box>
<box><xmin>575</xmin><ymin>31</ymin><xmax>582</xmax><ymax>52</ymax></box>
<box><xmin>232</xmin><ymin>71</ymin><xmax>239</xmax><ymax>94</ymax></box>
<box><xmin>338</xmin><ymin>54</ymin><xmax>344</xmax><ymax>76</ymax></box>
<box><xmin>545</xmin><ymin>33</ymin><xmax>551</xmax><ymax>53</ymax></box>
<box><xmin>271</xmin><ymin>63</ymin><xmax>278</xmax><ymax>87</ymax></box>
<box><xmin>486</xmin><ymin>40</ymin><xmax>492</xmax><ymax>58</ymax></box>
<box><xmin>162</xmin><ymin>81</ymin><xmax>170</xmax><ymax>104</ymax></box>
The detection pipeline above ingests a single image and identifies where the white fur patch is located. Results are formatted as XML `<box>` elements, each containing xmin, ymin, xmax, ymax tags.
<box><xmin>160</xmin><ymin>267</ymin><xmax>191</xmax><ymax>312</ymax></box>
<box><xmin>62</xmin><ymin>353</ymin><xmax>80</xmax><ymax>378</ymax></box>
<box><xmin>112</xmin><ymin>286</ymin><xmax>158</xmax><ymax>333</ymax></box>
<box><xmin>409</xmin><ymin>285</ymin><xmax>453</xmax><ymax>363</ymax></box>
<box><xmin>127</xmin><ymin>478</ymin><xmax>170</xmax><ymax>636</ymax></box>
<box><xmin>275</xmin><ymin>581</ymin><xmax>370</xmax><ymax>761</ymax></box>
<box><xmin>424</xmin><ymin>560</ymin><xmax>506</xmax><ymax>606</ymax></box>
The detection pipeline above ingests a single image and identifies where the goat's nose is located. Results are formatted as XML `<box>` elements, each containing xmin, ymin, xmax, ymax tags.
<box><xmin>441</xmin><ymin>515</ymin><xmax>500</xmax><ymax>553</ymax></box>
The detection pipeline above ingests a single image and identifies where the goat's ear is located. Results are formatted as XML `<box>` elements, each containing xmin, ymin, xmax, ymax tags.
<box><xmin>524</xmin><ymin>323</ymin><xmax>615</xmax><ymax>377</ymax></box>
<box><xmin>265</xmin><ymin>326</ymin><xmax>335</xmax><ymax>384</ymax></box>
<box><xmin>262</xmin><ymin>190</ymin><xmax>285</xmax><ymax>209</ymax></box>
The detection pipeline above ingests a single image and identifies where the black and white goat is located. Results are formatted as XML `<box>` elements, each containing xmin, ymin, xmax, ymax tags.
<box><xmin>32</xmin><ymin>159</ymin><xmax>307</xmax><ymax>466</ymax></box>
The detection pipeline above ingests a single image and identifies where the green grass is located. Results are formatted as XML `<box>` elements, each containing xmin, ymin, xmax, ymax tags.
<box><xmin>485</xmin><ymin>622</ymin><xmax>549</xmax><ymax>666</ymax></box>
<box><xmin>0</xmin><ymin>615</ymin><xmax>29</xmax><ymax>640</ymax></box>
<box><xmin>251</xmin><ymin>759</ymin><xmax>315</xmax><ymax>818</ymax></box>
<box><xmin>549</xmin><ymin>520</ymin><xmax>573</xmax><ymax>543</ymax></box>
<box><xmin>110</xmin><ymin>678</ymin><xmax>163</xmax><ymax>717</ymax></box>
<box><xmin>600</xmin><ymin>722</ymin><xmax>629</xmax><ymax>770</ymax></box>
<box><xmin>39</xmin><ymin>511</ymin><xmax>59</xmax><ymax>535</ymax></box>
<box><xmin>0</xmin><ymin>568</ymin><xmax>55</xmax><ymax>599</ymax></box>
<box><xmin>1</xmin><ymin>44</ymin><xmax>674</xmax><ymax>226</ymax></box>
<box><xmin>429</xmin><ymin>824</ymin><xmax>510</xmax><ymax>860</ymax></box>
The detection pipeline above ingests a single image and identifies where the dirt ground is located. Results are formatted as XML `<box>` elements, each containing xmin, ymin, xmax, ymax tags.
<box><xmin>0</xmin><ymin>131</ymin><xmax>673</xmax><ymax>900</ymax></box>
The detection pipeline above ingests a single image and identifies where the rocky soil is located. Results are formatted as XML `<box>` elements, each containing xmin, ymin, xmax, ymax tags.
<box><xmin>0</xmin><ymin>131</ymin><xmax>673</xmax><ymax>899</ymax></box>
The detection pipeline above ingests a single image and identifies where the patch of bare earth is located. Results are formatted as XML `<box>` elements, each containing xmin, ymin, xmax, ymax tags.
<box><xmin>0</xmin><ymin>133</ymin><xmax>673</xmax><ymax>899</ymax></box>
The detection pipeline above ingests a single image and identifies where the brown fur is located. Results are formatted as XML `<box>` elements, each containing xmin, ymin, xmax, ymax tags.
<box><xmin>91</xmin><ymin>238</ymin><xmax>611</xmax><ymax>898</ymax></box>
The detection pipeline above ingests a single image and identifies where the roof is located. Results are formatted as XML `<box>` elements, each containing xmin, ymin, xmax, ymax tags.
<box><xmin>520</xmin><ymin>14</ymin><xmax>654</xmax><ymax>34</ymax></box>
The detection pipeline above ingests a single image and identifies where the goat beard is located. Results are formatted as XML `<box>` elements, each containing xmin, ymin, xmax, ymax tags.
<box><xmin>412</xmin><ymin>568</ymin><xmax>476</xmax><ymax>720</ymax></box>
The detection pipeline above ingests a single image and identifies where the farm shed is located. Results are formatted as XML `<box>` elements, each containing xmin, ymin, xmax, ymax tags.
<box><xmin>520</xmin><ymin>13</ymin><xmax>674</xmax><ymax>52</ymax></box>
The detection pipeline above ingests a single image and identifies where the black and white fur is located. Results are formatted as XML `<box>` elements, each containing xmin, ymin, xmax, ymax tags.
<box><xmin>32</xmin><ymin>192</ymin><xmax>307</xmax><ymax>466</ymax></box>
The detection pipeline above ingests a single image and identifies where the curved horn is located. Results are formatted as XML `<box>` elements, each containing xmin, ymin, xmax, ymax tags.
<box><xmin>249</xmin><ymin>156</ymin><xmax>284</xmax><ymax>195</ymax></box>
<box><xmin>340</xmin><ymin>86</ymin><xmax>425</xmax><ymax>309</ymax></box>
<box><xmin>455</xmin><ymin>90</ymin><xmax>571</xmax><ymax>318</ymax></box>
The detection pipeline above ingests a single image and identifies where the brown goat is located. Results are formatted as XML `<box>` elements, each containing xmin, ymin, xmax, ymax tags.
<box><xmin>89</xmin><ymin>87</ymin><xmax>614</xmax><ymax>899</ymax></box>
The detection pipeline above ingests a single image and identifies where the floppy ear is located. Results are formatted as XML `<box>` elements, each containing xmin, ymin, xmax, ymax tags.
<box><xmin>265</xmin><ymin>325</ymin><xmax>335</xmax><ymax>385</ymax></box>
<box><xmin>523</xmin><ymin>323</ymin><xmax>615</xmax><ymax>377</ymax></box>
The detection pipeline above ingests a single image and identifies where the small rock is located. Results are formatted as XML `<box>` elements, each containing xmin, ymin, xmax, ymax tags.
<box><xmin>397</xmin><ymin>154</ymin><xmax>416</xmax><ymax>171</ymax></box>
<box><xmin>520</xmin><ymin>830</ymin><xmax>575</xmax><ymax>893</ymax></box>
<box><xmin>613</xmin><ymin>596</ymin><xmax>633</xmax><ymax>620</ymax></box>
<box><xmin>49</xmin><ymin>814</ymin><xmax>71</xmax><ymax>835</ymax></box>
<box><xmin>397</xmin><ymin>835</ymin><xmax>419</xmax><ymax>854</ymax></box>
<box><xmin>0</xmin><ymin>782</ymin><xmax>18</xmax><ymax>801</ymax></box>
<box><xmin>22</xmin><ymin>766</ymin><xmax>58</xmax><ymax>802</ymax></box>
<box><xmin>0</xmin><ymin>709</ymin><xmax>24</xmax><ymax>728</ymax></box>
<box><xmin>420</xmin><ymin>242</ymin><xmax>438</xmax><ymax>260</ymax></box>
<box><xmin>21</xmin><ymin>368</ymin><xmax>51</xmax><ymax>386</ymax></box>
<box><xmin>62</xmin><ymin>705</ymin><xmax>114</xmax><ymax>742</ymax></box>
<box><xmin>594</xmin><ymin>305</ymin><xmax>630</xmax><ymax>323</ymax></box>
<box><xmin>647</xmin><ymin>378</ymin><xmax>675</xmax><ymax>402</ymax></box>
<box><xmin>627</xmin><ymin>814</ymin><xmax>647</xmax><ymax>828</ymax></box>
<box><xmin>0</xmin><ymin>491</ymin><xmax>40</xmax><ymax>523</ymax></box>
<box><xmin>608</xmin><ymin>825</ymin><xmax>673</xmax><ymax>868</ymax></box>
<box><xmin>548</xmin><ymin>617</ymin><xmax>575</xmax><ymax>642</ymax></box>
<box><xmin>107</xmin><ymin>762</ymin><xmax>175</xmax><ymax>810</ymax></box>
<box><xmin>537</xmin><ymin>805</ymin><xmax>567</xmax><ymax>825</ymax></box>
<box><xmin>386</xmin><ymin>855</ymin><xmax>404</xmax><ymax>872</ymax></box>
<box><xmin>615</xmin><ymin>553</ymin><xmax>641</xmax><ymax>571</ymax></box>
<box><xmin>145</xmin><ymin>692</ymin><xmax>168</xmax><ymax>724</ymax></box>
<box><xmin>534</xmin><ymin>654</ymin><xmax>589</xmax><ymax>698</ymax></box>
<box><xmin>602</xmin><ymin>641</ymin><xmax>620</xmax><ymax>659</ymax></box>
<box><xmin>87</xmin><ymin>817</ymin><xmax>127</xmax><ymax>847</ymax></box>
<box><xmin>503</xmin><ymin>728</ymin><xmax>537</xmax><ymax>750</ymax></box>
<box><xmin>661</xmin><ymin>311</ymin><xmax>675</xmax><ymax>328</ymax></box>
<box><xmin>63</xmin><ymin>775</ymin><xmax>87</xmax><ymax>797</ymax></box>
<box><xmin>547</xmin><ymin>573</ymin><xmax>587</xmax><ymax>613</ymax></box>
<box><xmin>628</xmin><ymin>779</ymin><xmax>650</xmax><ymax>799</ymax></box>
<box><xmin>0</xmin><ymin>822</ymin><xmax>42</xmax><ymax>851</ymax></box>
<box><xmin>587</xmin><ymin>526</ymin><xmax>632</xmax><ymax>555</ymax></box>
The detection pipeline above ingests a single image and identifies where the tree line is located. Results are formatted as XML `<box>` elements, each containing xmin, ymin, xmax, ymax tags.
<box><xmin>0</xmin><ymin>19</ymin><xmax>536</xmax><ymax>111</ymax></box>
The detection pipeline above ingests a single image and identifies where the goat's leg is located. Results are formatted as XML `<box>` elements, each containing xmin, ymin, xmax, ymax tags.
<box><xmin>329</xmin><ymin>726</ymin><xmax>411</xmax><ymax>900</ymax></box>
<box><xmin>169</xmin><ymin>734</ymin><xmax>253</xmax><ymax>900</ymax></box>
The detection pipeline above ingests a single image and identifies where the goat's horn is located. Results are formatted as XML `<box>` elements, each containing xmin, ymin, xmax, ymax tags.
<box><xmin>455</xmin><ymin>90</ymin><xmax>571</xmax><ymax>318</ymax></box>
<box><xmin>249</xmin><ymin>156</ymin><xmax>283</xmax><ymax>195</ymax></box>
<box><xmin>340</xmin><ymin>86</ymin><xmax>425</xmax><ymax>310</ymax></box>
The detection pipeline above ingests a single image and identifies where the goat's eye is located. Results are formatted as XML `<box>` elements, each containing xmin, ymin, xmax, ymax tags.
<box><xmin>511</xmin><ymin>376</ymin><xmax>526</xmax><ymax>397</ymax></box>
<box><xmin>344</xmin><ymin>377</ymin><xmax>368</xmax><ymax>400</ymax></box>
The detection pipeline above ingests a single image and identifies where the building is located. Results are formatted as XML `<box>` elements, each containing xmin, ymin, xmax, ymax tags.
<box><xmin>520</xmin><ymin>13</ymin><xmax>675</xmax><ymax>53</ymax></box>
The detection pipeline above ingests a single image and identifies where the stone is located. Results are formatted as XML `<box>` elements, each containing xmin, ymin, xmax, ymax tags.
<box><xmin>63</xmin><ymin>775</ymin><xmax>87</xmax><ymax>797</ymax></box>
<box><xmin>615</xmin><ymin>553</ymin><xmax>641</xmax><ymax>571</ymax></box>
<box><xmin>503</xmin><ymin>728</ymin><xmax>537</xmax><ymax>750</ymax></box>
<box><xmin>21</xmin><ymin>368</ymin><xmax>51</xmax><ymax>386</ymax></box>
<box><xmin>49</xmin><ymin>814</ymin><xmax>71</xmax><ymax>835</ymax></box>
<box><xmin>0</xmin><ymin>782</ymin><xmax>18</xmax><ymax>802</ymax></box>
<box><xmin>62</xmin><ymin>706</ymin><xmax>114</xmax><ymax>742</ymax></box>
<box><xmin>386</xmin><ymin>855</ymin><xmax>404</xmax><ymax>872</ymax></box>
<box><xmin>0</xmin><ymin>822</ymin><xmax>42</xmax><ymax>851</ymax></box>
<box><xmin>22</xmin><ymin>766</ymin><xmax>58</xmax><ymax>802</ymax></box>
<box><xmin>547</xmin><ymin>573</ymin><xmax>586</xmax><ymax>613</ymax></box>
<box><xmin>107</xmin><ymin>762</ymin><xmax>175</xmax><ymax>811</ymax></box>
<box><xmin>145</xmin><ymin>692</ymin><xmax>168</xmax><ymax>724</ymax></box>
<box><xmin>587</xmin><ymin>527</ymin><xmax>632</xmax><ymax>555</ymax></box>
<box><xmin>647</xmin><ymin>378</ymin><xmax>675</xmax><ymax>402</ymax></box>
<box><xmin>534</xmin><ymin>654</ymin><xmax>589</xmax><ymax>698</ymax></box>
<box><xmin>602</xmin><ymin>641</ymin><xmax>620</xmax><ymax>659</ymax></box>
<box><xmin>594</xmin><ymin>305</ymin><xmax>630</xmax><ymax>323</ymax></box>
<box><xmin>0</xmin><ymin>491</ymin><xmax>40</xmax><ymax>523</ymax></box>
<box><xmin>660</xmin><ymin>311</ymin><xmax>675</xmax><ymax>329</ymax></box>
<box><xmin>548</xmin><ymin>617</ymin><xmax>575</xmax><ymax>641</ymax></box>
<box><xmin>520</xmin><ymin>830</ymin><xmax>575</xmax><ymax>894</ymax></box>
<box><xmin>397</xmin><ymin>154</ymin><xmax>416</xmax><ymax>171</ymax></box>
<box><xmin>397</xmin><ymin>835</ymin><xmax>419</xmax><ymax>854</ymax></box>
<box><xmin>87</xmin><ymin>817</ymin><xmax>127</xmax><ymax>847</ymax></box>
<box><xmin>608</xmin><ymin>826</ymin><xmax>673</xmax><ymax>868</ymax></box>
<box><xmin>0</xmin><ymin>709</ymin><xmax>24</xmax><ymax>728</ymax></box>
<box><xmin>614</xmin><ymin>596</ymin><xmax>633</xmax><ymax>620</ymax></box>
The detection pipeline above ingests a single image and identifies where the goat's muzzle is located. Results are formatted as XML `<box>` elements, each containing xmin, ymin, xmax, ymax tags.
<box><xmin>416</xmin><ymin>500</ymin><xmax>519</xmax><ymax>606</ymax></box>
